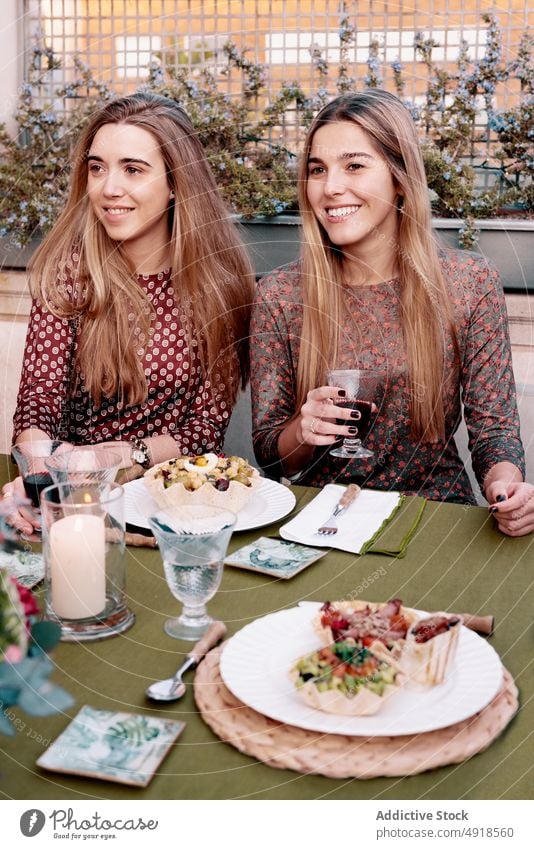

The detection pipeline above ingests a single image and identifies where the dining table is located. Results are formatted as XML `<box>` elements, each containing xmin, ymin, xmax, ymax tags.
<box><xmin>0</xmin><ymin>454</ymin><xmax>532</xmax><ymax>801</ymax></box>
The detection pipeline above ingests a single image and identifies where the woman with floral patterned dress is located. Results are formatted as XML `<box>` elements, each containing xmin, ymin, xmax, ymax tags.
<box><xmin>250</xmin><ymin>90</ymin><xmax>533</xmax><ymax>536</ymax></box>
<box><xmin>3</xmin><ymin>92</ymin><xmax>254</xmax><ymax>534</ymax></box>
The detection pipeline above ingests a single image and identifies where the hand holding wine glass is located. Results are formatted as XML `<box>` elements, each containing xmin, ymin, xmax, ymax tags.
<box><xmin>10</xmin><ymin>440</ymin><xmax>63</xmax><ymax>506</ymax></box>
<box><xmin>326</xmin><ymin>369</ymin><xmax>383</xmax><ymax>459</ymax></box>
<box><xmin>3</xmin><ymin>439</ymin><xmax>65</xmax><ymax>536</ymax></box>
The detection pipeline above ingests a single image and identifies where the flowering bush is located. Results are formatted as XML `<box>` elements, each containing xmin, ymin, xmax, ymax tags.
<box><xmin>0</xmin><ymin>13</ymin><xmax>531</xmax><ymax>249</ymax></box>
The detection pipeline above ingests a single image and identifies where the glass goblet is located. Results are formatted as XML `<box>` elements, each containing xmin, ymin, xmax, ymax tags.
<box><xmin>10</xmin><ymin>439</ymin><xmax>63</xmax><ymax>508</ymax></box>
<box><xmin>149</xmin><ymin>504</ymin><xmax>236</xmax><ymax>641</ymax></box>
<box><xmin>326</xmin><ymin>368</ymin><xmax>383</xmax><ymax>460</ymax></box>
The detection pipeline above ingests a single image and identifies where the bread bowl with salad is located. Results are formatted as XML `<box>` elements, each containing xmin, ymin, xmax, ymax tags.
<box><xmin>143</xmin><ymin>453</ymin><xmax>260</xmax><ymax>512</ymax></box>
<box><xmin>290</xmin><ymin>639</ymin><xmax>401</xmax><ymax>716</ymax></box>
<box><xmin>290</xmin><ymin>600</ymin><xmax>464</xmax><ymax>717</ymax></box>
<box><xmin>401</xmin><ymin>614</ymin><xmax>462</xmax><ymax>687</ymax></box>
<box><xmin>312</xmin><ymin>599</ymin><xmax>461</xmax><ymax>690</ymax></box>
<box><xmin>314</xmin><ymin>598</ymin><xmax>419</xmax><ymax>662</ymax></box>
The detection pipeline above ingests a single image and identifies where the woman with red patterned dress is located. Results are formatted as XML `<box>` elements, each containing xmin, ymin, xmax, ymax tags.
<box><xmin>3</xmin><ymin>92</ymin><xmax>254</xmax><ymax>534</ymax></box>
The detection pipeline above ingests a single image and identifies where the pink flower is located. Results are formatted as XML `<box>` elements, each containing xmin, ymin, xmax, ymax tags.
<box><xmin>3</xmin><ymin>644</ymin><xmax>23</xmax><ymax>664</ymax></box>
<box><xmin>1</xmin><ymin>567</ymin><xmax>29</xmax><ymax>661</ymax></box>
<box><xmin>15</xmin><ymin>584</ymin><xmax>40</xmax><ymax>621</ymax></box>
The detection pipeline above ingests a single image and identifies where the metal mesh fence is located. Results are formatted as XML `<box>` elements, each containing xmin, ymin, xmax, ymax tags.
<box><xmin>25</xmin><ymin>3</ymin><xmax>531</xmax><ymax>92</ymax></box>
<box><xmin>22</xmin><ymin>0</ymin><xmax>534</xmax><ymax>168</ymax></box>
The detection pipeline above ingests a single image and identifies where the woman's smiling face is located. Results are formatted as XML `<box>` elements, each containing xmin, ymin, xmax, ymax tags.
<box><xmin>87</xmin><ymin>122</ymin><xmax>172</xmax><ymax>265</ymax></box>
<box><xmin>306</xmin><ymin>120</ymin><xmax>400</xmax><ymax>256</ymax></box>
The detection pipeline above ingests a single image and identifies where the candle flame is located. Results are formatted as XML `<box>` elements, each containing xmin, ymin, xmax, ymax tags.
<box><xmin>83</xmin><ymin>492</ymin><xmax>93</xmax><ymax>504</ymax></box>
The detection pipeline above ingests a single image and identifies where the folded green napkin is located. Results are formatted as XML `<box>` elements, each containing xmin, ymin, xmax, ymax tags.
<box><xmin>359</xmin><ymin>495</ymin><xmax>426</xmax><ymax>557</ymax></box>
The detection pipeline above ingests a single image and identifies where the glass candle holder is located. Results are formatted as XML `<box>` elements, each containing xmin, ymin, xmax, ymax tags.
<box><xmin>41</xmin><ymin>482</ymin><xmax>135</xmax><ymax>641</ymax></box>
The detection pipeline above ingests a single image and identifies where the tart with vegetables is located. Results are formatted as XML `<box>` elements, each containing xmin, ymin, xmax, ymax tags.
<box><xmin>144</xmin><ymin>453</ymin><xmax>260</xmax><ymax>512</ymax></box>
<box><xmin>314</xmin><ymin>598</ymin><xmax>419</xmax><ymax>660</ymax></box>
<box><xmin>290</xmin><ymin>639</ymin><xmax>401</xmax><ymax>716</ymax></box>
<box><xmin>401</xmin><ymin>614</ymin><xmax>461</xmax><ymax>687</ymax></box>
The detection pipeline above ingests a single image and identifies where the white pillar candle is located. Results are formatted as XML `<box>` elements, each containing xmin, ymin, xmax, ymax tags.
<box><xmin>50</xmin><ymin>513</ymin><xmax>106</xmax><ymax>619</ymax></box>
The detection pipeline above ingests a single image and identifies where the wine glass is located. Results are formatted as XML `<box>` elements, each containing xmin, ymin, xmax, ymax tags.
<box><xmin>326</xmin><ymin>368</ymin><xmax>383</xmax><ymax>460</ymax></box>
<box><xmin>10</xmin><ymin>440</ymin><xmax>63</xmax><ymax>507</ymax></box>
<box><xmin>149</xmin><ymin>504</ymin><xmax>236</xmax><ymax>641</ymax></box>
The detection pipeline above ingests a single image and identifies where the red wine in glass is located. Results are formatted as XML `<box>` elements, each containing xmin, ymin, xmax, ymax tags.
<box><xmin>23</xmin><ymin>473</ymin><xmax>54</xmax><ymax>507</ymax></box>
<box><xmin>336</xmin><ymin>400</ymin><xmax>372</xmax><ymax>438</ymax></box>
<box><xmin>326</xmin><ymin>368</ymin><xmax>382</xmax><ymax>459</ymax></box>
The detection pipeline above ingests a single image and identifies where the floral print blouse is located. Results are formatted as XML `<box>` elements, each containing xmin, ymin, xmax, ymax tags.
<box><xmin>13</xmin><ymin>269</ymin><xmax>232</xmax><ymax>453</ymax></box>
<box><xmin>250</xmin><ymin>250</ymin><xmax>525</xmax><ymax>503</ymax></box>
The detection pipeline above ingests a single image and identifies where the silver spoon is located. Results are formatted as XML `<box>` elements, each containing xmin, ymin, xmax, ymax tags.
<box><xmin>145</xmin><ymin>620</ymin><xmax>227</xmax><ymax>701</ymax></box>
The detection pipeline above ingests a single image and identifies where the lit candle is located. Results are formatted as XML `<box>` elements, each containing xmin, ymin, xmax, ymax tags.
<box><xmin>50</xmin><ymin>513</ymin><xmax>106</xmax><ymax>619</ymax></box>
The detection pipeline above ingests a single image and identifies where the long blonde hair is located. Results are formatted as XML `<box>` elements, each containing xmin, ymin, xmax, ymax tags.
<box><xmin>29</xmin><ymin>92</ymin><xmax>254</xmax><ymax>406</ymax></box>
<box><xmin>298</xmin><ymin>89</ymin><xmax>458</xmax><ymax>441</ymax></box>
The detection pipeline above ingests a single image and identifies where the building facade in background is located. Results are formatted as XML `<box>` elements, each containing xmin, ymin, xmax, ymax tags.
<box><xmin>28</xmin><ymin>1</ymin><xmax>532</xmax><ymax>106</ymax></box>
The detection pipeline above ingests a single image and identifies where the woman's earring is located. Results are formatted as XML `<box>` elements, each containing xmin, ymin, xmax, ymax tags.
<box><xmin>169</xmin><ymin>190</ymin><xmax>175</xmax><ymax>200</ymax></box>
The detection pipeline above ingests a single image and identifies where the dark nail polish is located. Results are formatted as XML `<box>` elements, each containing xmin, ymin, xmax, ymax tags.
<box><xmin>338</xmin><ymin>389</ymin><xmax>346</xmax><ymax>397</ymax></box>
<box><xmin>348</xmin><ymin>426</ymin><xmax>358</xmax><ymax>434</ymax></box>
<box><xmin>489</xmin><ymin>506</ymin><xmax>498</xmax><ymax>514</ymax></box>
<box><xmin>496</xmin><ymin>494</ymin><xmax>507</xmax><ymax>503</ymax></box>
<box><xmin>350</xmin><ymin>410</ymin><xmax>360</xmax><ymax>419</ymax></box>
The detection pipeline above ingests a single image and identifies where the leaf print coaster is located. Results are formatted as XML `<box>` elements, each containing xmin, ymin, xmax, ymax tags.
<box><xmin>0</xmin><ymin>549</ymin><xmax>45</xmax><ymax>589</ymax></box>
<box><xmin>37</xmin><ymin>705</ymin><xmax>185</xmax><ymax>786</ymax></box>
<box><xmin>224</xmin><ymin>536</ymin><xmax>327</xmax><ymax>578</ymax></box>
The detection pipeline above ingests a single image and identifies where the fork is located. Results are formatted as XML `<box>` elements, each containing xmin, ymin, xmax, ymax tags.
<box><xmin>317</xmin><ymin>484</ymin><xmax>361</xmax><ymax>535</ymax></box>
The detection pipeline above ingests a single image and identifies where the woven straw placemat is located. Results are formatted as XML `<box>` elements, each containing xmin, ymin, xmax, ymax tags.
<box><xmin>194</xmin><ymin>645</ymin><xmax>518</xmax><ymax>779</ymax></box>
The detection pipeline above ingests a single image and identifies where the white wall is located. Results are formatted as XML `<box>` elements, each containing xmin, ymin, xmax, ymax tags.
<box><xmin>0</xmin><ymin>1</ymin><xmax>22</xmax><ymax>137</ymax></box>
<box><xmin>0</xmin><ymin>319</ymin><xmax>25</xmax><ymax>451</ymax></box>
<box><xmin>0</xmin><ymin>1</ymin><xmax>29</xmax><ymax>446</ymax></box>
<box><xmin>0</xmin><ymin>271</ymin><xmax>31</xmax><ymax>452</ymax></box>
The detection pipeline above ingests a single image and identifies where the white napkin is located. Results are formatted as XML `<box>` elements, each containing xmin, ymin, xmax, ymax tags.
<box><xmin>279</xmin><ymin>484</ymin><xmax>401</xmax><ymax>554</ymax></box>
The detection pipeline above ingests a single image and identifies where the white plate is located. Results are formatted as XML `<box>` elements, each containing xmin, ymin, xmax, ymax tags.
<box><xmin>122</xmin><ymin>477</ymin><xmax>296</xmax><ymax>533</ymax></box>
<box><xmin>219</xmin><ymin>605</ymin><xmax>503</xmax><ymax>736</ymax></box>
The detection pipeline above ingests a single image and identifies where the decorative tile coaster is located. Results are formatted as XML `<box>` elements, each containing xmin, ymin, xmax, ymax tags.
<box><xmin>225</xmin><ymin>536</ymin><xmax>327</xmax><ymax>578</ymax></box>
<box><xmin>0</xmin><ymin>549</ymin><xmax>45</xmax><ymax>588</ymax></box>
<box><xmin>37</xmin><ymin>705</ymin><xmax>185</xmax><ymax>787</ymax></box>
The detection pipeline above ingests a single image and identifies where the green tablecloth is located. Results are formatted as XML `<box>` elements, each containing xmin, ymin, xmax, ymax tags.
<box><xmin>0</xmin><ymin>459</ymin><xmax>532</xmax><ymax>800</ymax></box>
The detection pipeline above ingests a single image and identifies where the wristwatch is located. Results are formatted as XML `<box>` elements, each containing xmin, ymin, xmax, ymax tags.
<box><xmin>130</xmin><ymin>436</ymin><xmax>151</xmax><ymax>469</ymax></box>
